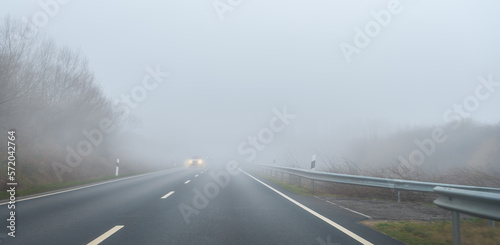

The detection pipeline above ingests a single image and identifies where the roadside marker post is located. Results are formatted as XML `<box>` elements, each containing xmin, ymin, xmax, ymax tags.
<box><xmin>311</xmin><ymin>154</ymin><xmax>317</xmax><ymax>193</ymax></box>
<box><xmin>116</xmin><ymin>158</ymin><xmax>119</xmax><ymax>176</ymax></box>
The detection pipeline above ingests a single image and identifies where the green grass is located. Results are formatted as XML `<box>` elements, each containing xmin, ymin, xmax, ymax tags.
<box><xmin>363</xmin><ymin>219</ymin><xmax>500</xmax><ymax>245</ymax></box>
<box><xmin>0</xmin><ymin>172</ymin><xmax>146</xmax><ymax>200</ymax></box>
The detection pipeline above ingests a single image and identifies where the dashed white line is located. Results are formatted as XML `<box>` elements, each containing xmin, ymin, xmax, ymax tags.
<box><xmin>87</xmin><ymin>225</ymin><xmax>124</xmax><ymax>245</ymax></box>
<box><xmin>314</xmin><ymin>197</ymin><xmax>372</xmax><ymax>219</ymax></box>
<box><xmin>328</xmin><ymin>201</ymin><xmax>372</xmax><ymax>219</ymax></box>
<box><xmin>242</xmin><ymin>170</ymin><xmax>374</xmax><ymax>245</ymax></box>
<box><xmin>184</xmin><ymin>180</ymin><xmax>191</xmax><ymax>184</ymax></box>
<box><xmin>161</xmin><ymin>191</ymin><xmax>175</xmax><ymax>199</ymax></box>
<box><xmin>195</xmin><ymin>174</ymin><xmax>199</xmax><ymax>178</ymax></box>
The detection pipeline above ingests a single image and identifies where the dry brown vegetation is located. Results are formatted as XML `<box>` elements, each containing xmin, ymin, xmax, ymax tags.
<box><xmin>282</xmin><ymin>121</ymin><xmax>500</xmax><ymax>202</ymax></box>
<box><xmin>0</xmin><ymin>17</ymin><xmax>159</xmax><ymax>190</ymax></box>
<box><xmin>310</xmin><ymin>156</ymin><xmax>500</xmax><ymax>203</ymax></box>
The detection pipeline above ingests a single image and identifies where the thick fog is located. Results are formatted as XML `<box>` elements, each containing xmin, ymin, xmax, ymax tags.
<box><xmin>2</xmin><ymin>0</ymin><xmax>500</xmax><ymax>173</ymax></box>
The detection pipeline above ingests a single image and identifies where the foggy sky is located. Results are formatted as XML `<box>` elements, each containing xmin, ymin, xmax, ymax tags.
<box><xmin>3</xmin><ymin>0</ymin><xmax>500</xmax><ymax>165</ymax></box>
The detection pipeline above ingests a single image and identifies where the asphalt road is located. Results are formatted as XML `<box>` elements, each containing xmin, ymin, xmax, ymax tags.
<box><xmin>0</xmin><ymin>165</ymin><xmax>405</xmax><ymax>245</ymax></box>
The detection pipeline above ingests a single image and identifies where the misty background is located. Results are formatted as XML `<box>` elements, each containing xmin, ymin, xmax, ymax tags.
<box><xmin>1</xmin><ymin>0</ymin><xmax>500</xmax><ymax>187</ymax></box>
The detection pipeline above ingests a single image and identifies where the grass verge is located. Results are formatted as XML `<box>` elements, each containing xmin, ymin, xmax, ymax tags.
<box><xmin>363</xmin><ymin>219</ymin><xmax>500</xmax><ymax>245</ymax></box>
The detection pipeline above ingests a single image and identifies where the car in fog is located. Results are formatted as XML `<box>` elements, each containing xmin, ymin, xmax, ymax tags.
<box><xmin>187</xmin><ymin>157</ymin><xmax>204</xmax><ymax>167</ymax></box>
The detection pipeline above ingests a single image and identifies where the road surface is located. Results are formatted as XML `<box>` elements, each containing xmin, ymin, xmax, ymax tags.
<box><xmin>0</xmin><ymin>165</ymin><xmax>404</xmax><ymax>244</ymax></box>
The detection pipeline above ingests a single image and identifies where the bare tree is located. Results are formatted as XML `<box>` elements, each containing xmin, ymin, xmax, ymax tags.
<box><xmin>0</xmin><ymin>16</ymin><xmax>131</xmax><ymax>186</ymax></box>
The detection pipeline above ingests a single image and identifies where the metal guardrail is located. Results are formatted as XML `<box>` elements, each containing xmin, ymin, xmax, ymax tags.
<box><xmin>434</xmin><ymin>187</ymin><xmax>500</xmax><ymax>221</ymax></box>
<box><xmin>434</xmin><ymin>187</ymin><xmax>500</xmax><ymax>245</ymax></box>
<box><xmin>255</xmin><ymin>164</ymin><xmax>500</xmax><ymax>194</ymax></box>
<box><xmin>254</xmin><ymin>164</ymin><xmax>500</xmax><ymax>245</ymax></box>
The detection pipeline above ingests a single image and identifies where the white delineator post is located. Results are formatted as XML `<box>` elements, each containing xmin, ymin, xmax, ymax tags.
<box><xmin>311</xmin><ymin>154</ymin><xmax>316</xmax><ymax>193</ymax></box>
<box><xmin>115</xmin><ymin>158</ymin><xmax>119</xmax><ymax>176</ymax></box>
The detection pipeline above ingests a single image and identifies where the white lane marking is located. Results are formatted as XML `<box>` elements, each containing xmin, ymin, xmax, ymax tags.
<box><xmin>314</xmin><ymin>197</ymin><xmax>372</xmax><ymax>219</ymax></box>
<box><xmin>184</xmin><ymin>180</ymin><xmax>191</xmax><ymax>184</ymax></box>
<box><xmin>161</xmin><ymin>191</ymin><xmax>175</xmax><ymax>199</ymax></box>
<box><xmin>0</xmin><ymin>168</ymin><xmax>181</xmax><ymax>205</ymax></box>
<box><xmin>195</xmin><ymin>174</ymin><xmax>199</xmax><ymax>178</ymax></box>
<box><xmin>329</xmin><ymin>201</ymin><xmax>372</xmax><ymax>219</ymax></box>
<box><xmin>242</xmin><ymin>170</ymin><xmax>374</xmax><ymax>245</ymax></box>
<box><xmin>87</xmin><ymin>225</ymin><xmax>124</xmax><ymax>245</ymax></box>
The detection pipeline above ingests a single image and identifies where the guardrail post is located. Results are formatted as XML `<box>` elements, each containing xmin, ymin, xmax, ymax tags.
<box><xmin>397</xmin><ymin>191</ymin><xmax>401</xmax><ymax>203</ymax></box>
<box><xmin>288</xmin><ymin>174</ymin><xmax>292</xmax><ymax>184</ymax></box>
<box><xmin>452</xmin><ymin>211</ymin><xmax>461</xmax><ymax>245</ymax></box>
<box><xmin>312</xmin><ymin>180</ymin><xmax>315</xmax><ymax>194</ymax></box>
<box><xmin>298</xmin><ymin>176</ymin><xmax>301</xmax><ymax>187</ymax></box>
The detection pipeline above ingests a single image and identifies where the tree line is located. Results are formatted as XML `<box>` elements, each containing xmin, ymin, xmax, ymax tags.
<box><xmin>0</xmin><ymin>17</ymin><xmax>138</xmax><ymax>187</ymax></box>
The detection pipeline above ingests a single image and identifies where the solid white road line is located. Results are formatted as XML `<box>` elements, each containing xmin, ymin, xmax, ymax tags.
<box><xmin>0</xmin><ymin>168</ymin><xmax>179</xmax><ymax>205</ymax></box>
<box><xmin>242</xmin><ymin>170</ymin><xmax>374</xmax><ymax>245</ymax></box>
<box><xmin>87</xmin><ymin>225</ymin><xmax>124</xmax><ymax>245</ymax></box>
<box><xmin>184</xmin><ymin>180</ymin><xmax>191</xmax><ymax>184</ymax></box>
<box><xmin>161</xmin><ymin>191</ymin><xmax>175</xmax><ymax>199</ymax></box>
